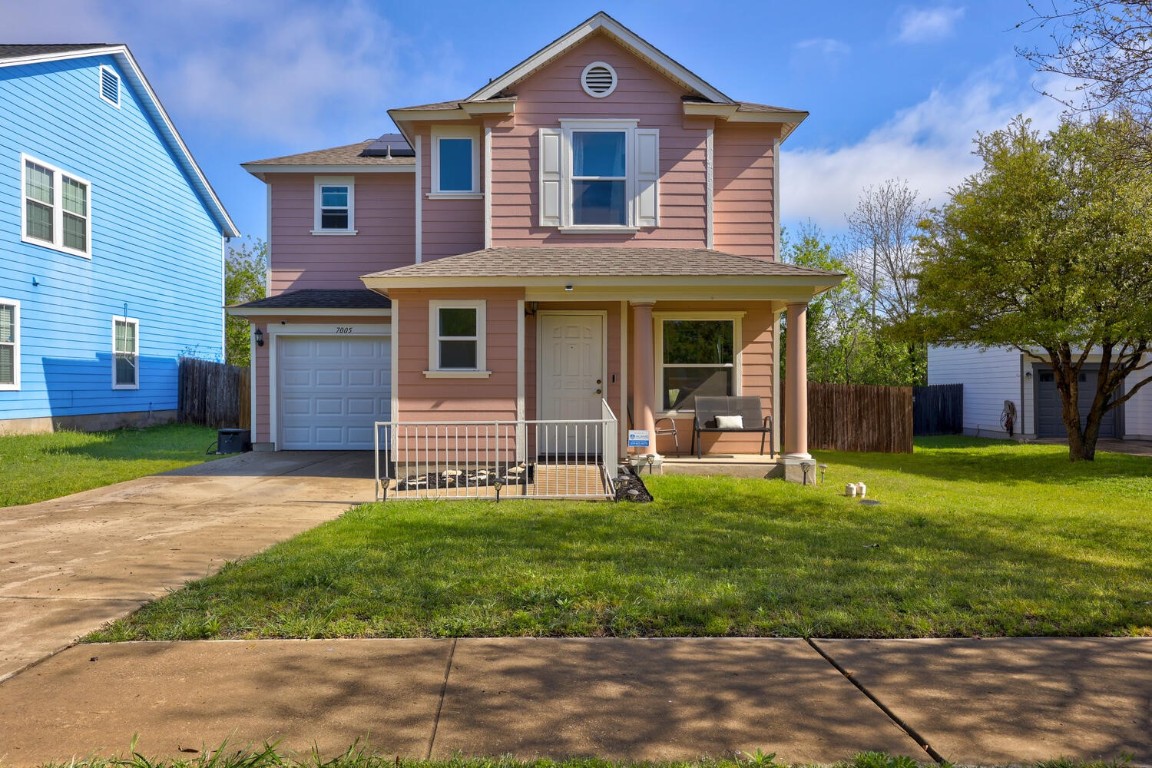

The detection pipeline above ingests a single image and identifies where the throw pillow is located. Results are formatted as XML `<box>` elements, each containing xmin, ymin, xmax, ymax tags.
<box><xmin>716</xmin><ymin>414</ymin><xmax>744</xmax><ymax>429</ymax></box>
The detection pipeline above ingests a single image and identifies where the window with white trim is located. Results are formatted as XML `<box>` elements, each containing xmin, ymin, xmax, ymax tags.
<box><xmin>656</xmin><ymin>316</ymin><xmax>740</xmax><ymax>411</ymax></box>
<box><xmin>313</xmin><ymin>176</ymin><xmax>355</xmax><ymax>234</ymax></box>
<box><xmin>0</xmin><ymin>300</ymin><xmax>19</xmax><ymax>390</ymax></box>
<box><xmin>99</xmin><ymin>65</ymin><xmax>120</xmax><ymax>107</ymax></box>
<box><xmin>539</xmin><ymin>120</ymin><xmax>658</xmax><ymax>230</ymax></box>
<box><xmin>429</xmin><ymin>300</ymin><xmax>486</xmax><ymax>372</ymax></box>
<box><xmin>22</xmin><ymin>156</ymin><xmax>91</xmax><ymax>257</ymax></box>
<box><xmin>431</xmin><ymin>128</ymin><xmax>480</xmax><ymax>195</ymax></box>
<box><xmin>113</xmin><ymin>316</ymin><xmax>139</xmax><ymax>389</ymax></box>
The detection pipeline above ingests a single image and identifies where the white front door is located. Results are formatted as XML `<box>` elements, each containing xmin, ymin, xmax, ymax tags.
<box><xmin>538</xmin><ymin>313</ymin><xmax>606</xmax><ymax>455</ymax></box>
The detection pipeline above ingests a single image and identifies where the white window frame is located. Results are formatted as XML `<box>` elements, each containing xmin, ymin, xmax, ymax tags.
<box><xmin>21</xmin><ymin>154</ymin><xmax>92</xmax><ymax>258</ymax></box>
<box><xmin>112</xmin><ymin>315</ymin><xmax>139</xmax><ymax>390</ymax></box>
<box><xmin>0</xmin><ymin>299</ymin><xmax>20</xmax><ymax>391</ymax></box>
<box><xmin>539</xmin><ymin>119</ymin><xmax>658</xmax><ymax>232</ymax></box>
<box><xmin>99</xmin><ymin>65</ymin><xmax>121</xmax><ymax>107</ymax></box>
<box><xmin>426</xmin><ymin>300</ymin><xmax>489</xmax><ymax>378</ymax></box>
<box><xmin>653</xmin><ymin>312</ymin><xmax>744</xmax><ymax>414</ymax></box>
<box><xmin>430</xmin><ymin>127</ymin><xmax>481</xmax><ymax>197</ymax></box>
<box><xmin>312</xmin><ymin>176</ymin><xmax>356</xmax><ymax>235</ymax></box>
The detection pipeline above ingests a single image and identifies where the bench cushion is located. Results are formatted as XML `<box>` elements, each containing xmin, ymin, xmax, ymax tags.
<box><xmin>715</xmin><ymin>414</ymin><xmax>744</xmax><ymax>429</ymax></box>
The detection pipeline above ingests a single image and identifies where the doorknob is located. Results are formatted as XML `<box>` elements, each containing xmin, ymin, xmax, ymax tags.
<box><xmin>595</xmin><ymin>388</ymin><xmax>602</xmax><ymax>395</ymax></box>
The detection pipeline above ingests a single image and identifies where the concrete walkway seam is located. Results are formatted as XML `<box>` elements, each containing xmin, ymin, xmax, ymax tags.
<box><xmin>806</xmin><ymin>638</ymin><xmax>946</xmax><ymax>765</ymax></box>
<box><xmin>426</xmin><ymin>638</ymin><xmax>458</xmax><ymax>760</ymax></box>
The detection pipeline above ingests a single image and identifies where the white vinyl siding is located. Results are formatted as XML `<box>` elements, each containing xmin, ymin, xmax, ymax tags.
<box><xmin>21</xmin><ymin>155</ymin><xmax>91</xmax><ymax>257</ymax></box>
<box><xmin>927</xmin><ymin>345</ymin><xmax>1021</xmax><ymax>437</ymax></box>
<box><xmin>538</xmin><ymin>120</ymin><xmax>659</xmax><ymax>230</ymax></box>
<box><xmin>0</xmin><ymin>300</ymin><xmax>19</xmax><ymax>390</ymax></box>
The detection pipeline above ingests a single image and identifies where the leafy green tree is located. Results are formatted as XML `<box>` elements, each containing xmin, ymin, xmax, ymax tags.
<box><xmin>913</xmin><ymin>115</ymin><xmax>1152</xmax><ymax>461</ymax></box>
<box><xmin>224</xmin><ymin>238</ymin><xmax>267</xmax><ymax>367</ymax></box>
<box><xmin>782</xmin><ymin>223</ymin><xmax>925</xmax><ymax>386</ymax></box>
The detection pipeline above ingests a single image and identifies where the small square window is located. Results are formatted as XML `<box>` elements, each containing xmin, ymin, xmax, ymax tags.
<box><xmin>431</xmin><ymin>130</ymin><xmax>480</xmax><ymax>195</ymax></box>
<box><xmin>429</xmin><ymin>301</ymin><xmax>486</xmax><ymax>373</ymax></box>
<box><xmin>313</xmin><ymin>177</ymin><xmax>355</xmax><ymax>233</ymax></box>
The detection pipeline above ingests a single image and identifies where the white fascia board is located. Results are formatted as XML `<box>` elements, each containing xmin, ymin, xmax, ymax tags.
<box><xmin>242</xmin><ymin>164</ymin><xmax>414</xmax><ymax>179</ymax></box>
<box><xmin>467</xmin><ymin>12</ymin><xmax>732</xmax><ymax>104</ymax></box>
<box><xmin>683</xmin><ymin>103</ymin><xmax>739</xmax><ymax>119</ymax></box>
<box><xmin>461</xmin><ymin>101</ymin><xmax>517</xmax><ymax>116</ymax></box>
<box><xmin>226</xmin><ymin>307</ymin><xmax>392</xmax><ymax>318</ymax></box>
<box><xmin>388</xmin><ymin>107</ymin><xmax>470</xmax><ymax>123</ymax></box>
<box><xmin>363</xmin><ymin>274</ymin><xmax>842</xmax><ymax>296</ymax></box>
<box><xmin>2</xmin><ymin>46</ymin><xmax>240</xmax><ymax>237</ymax></box>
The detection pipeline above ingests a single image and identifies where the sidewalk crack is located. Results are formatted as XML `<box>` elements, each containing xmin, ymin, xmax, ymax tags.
<box><xmin>806</xmin><ymin>638</ymin><xmax>947</xmax><ymax>764</ymax></box>
<box><xmin>426</xmin><ymin>638</ymin><xmax>457</xmax><ymax>760</ymax></box>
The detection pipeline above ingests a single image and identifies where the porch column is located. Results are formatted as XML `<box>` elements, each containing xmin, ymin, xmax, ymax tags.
<box><xmin>630</xmin><ymin>301</ymin><xmax>658</xmax><ymax>456</ymax></box>
<box><xmin>784</xmin><ymin>302</ymin><xmax>810</xmax><ymax>459</ymax></box>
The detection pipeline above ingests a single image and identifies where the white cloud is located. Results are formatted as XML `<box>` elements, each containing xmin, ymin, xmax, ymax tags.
<box><xmin>794</xmin><ymin>38</ymin><xmax>851</xmax><ymax>58</ymax></box>
<box><xmin>896</xmin><ymin>6</ymin><xmax>965</xmax><ymax>44</ymax></box>
<box><xmin>780</xmin><ymin>67</ymin><xmax>1068</xmax><ymax>233</ymax></box>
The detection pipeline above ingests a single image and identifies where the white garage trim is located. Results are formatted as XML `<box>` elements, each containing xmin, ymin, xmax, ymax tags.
<box><xmin>269</xmin><ymin>323</ymin><xmax>391</xmax><ymax>450</ymax></box>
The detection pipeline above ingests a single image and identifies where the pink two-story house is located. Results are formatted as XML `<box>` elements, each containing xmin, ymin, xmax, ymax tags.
<box><xmin>235</xmin><ymin>12</ymin><xmax>840</xmax><ymax>474</ymax></box>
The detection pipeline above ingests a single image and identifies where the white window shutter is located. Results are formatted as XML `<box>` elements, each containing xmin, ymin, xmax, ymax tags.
<box><xmin>539</xmin><ymin>128</ymin><xmax>562</xmax><ymax>227</ymax></box>
<box><xmin>635</xmin><ymin>129</ymin><xmax>659</xmax><ymax>228</ymax></box>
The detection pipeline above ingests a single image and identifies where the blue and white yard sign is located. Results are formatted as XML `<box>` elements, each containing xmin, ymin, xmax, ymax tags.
<box><xmin>627</xmin><ymin>429</ymin><xmax>650</xmax><ymax>448</ymax></box>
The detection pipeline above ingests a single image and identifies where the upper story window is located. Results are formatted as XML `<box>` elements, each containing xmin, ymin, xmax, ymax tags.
<box><xmin>113</xmin><ymin>316</ymin><xmax>139</xmax><ymax>389</ymax></box>
<box><xmin>313</xmin><ymin>176</ymin><xmax>356</xmax><ymax>235</ymax></box>
<box><xmin>539</xmin><ymin>120</ymin><xmax>658</xmax><ymax>232</ymax></box>
<box><xmin>426</xmin><ymin>300</ymin><xmax>488</xmax><ymax>377</ymax></box>
<box><xmin>99</xmin><ymin>66</ymin><xmax>121</xmax><ymax>107</ymax></box>
<box><xmin>0</xmin><ymin>300</ymin><xmax>19</xmax><ymax>391</ymax></box>
<box><xmin>22</xmin><ymin>155</ymin><xmax>91</xmax><ymax>258</ymax></box>
<box><xmin>431</xmin><ymin>128</ymin><xmax>480</xmax><ymax>196</ymax></box>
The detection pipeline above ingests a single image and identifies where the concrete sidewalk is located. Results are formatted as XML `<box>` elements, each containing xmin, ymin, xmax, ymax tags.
<box><xmin>0</xmin><ymin>451</ymin><xmax>376</xmax><ymax>682</ymax></box>
<box><xmin>0</xmin><ymin>637</ymin><xmax>1148</xmax><ymax>766</ymax></box>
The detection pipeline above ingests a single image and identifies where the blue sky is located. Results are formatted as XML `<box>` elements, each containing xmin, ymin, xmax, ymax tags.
<box><xmin>6</xmin><ymin>0</ymin><xmax>1071</xmax><ymax>242</ymax></box>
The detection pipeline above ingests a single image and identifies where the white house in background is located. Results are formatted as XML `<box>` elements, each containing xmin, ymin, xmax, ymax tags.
<box><xmin>927</xmin><ymin>345</ymin><xmax>1152</xmax><ymax>440</ymax></box>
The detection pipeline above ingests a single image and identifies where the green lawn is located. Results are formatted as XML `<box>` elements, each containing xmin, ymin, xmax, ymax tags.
<box><xmin>89</xmin><ymin>437</ymin><xmax>1152</xmax><ymax>641</ymax></box>
<box><xmin>0</xmin><ymin>424</ymin><xmax>222</xmax><ymax>507</ymax></box>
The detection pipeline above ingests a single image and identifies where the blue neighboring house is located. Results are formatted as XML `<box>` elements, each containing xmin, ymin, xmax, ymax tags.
<box><xmin>0</xmin><ymin>44</ymin><xmax>238</xmax><ymax>434</ymax></box>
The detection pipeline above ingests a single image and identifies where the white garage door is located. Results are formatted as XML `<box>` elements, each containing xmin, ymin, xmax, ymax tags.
<box><xmin>278</xmin><ymin>336</ymin><xmax>390</xmax><ymax>450</ymax></box>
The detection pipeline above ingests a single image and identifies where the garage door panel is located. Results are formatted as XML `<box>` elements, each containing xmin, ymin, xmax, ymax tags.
<box><xmin>278</xmin><ymin>335</ymin><xmax>391</xmax><ymax>450</ymax></box>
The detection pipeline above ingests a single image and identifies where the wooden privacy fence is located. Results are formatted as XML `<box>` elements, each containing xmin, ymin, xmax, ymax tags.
<box><xmin>913</xmin><ymin>383</ymin><xmax>963</xmax><ymax>435</ymax></box>
<box><xmin>807</xmin><ymin>382</ymin><xmax>913</xmax><ymax>453</ymax></box>
<box><xmin>178</xmin><ymin>358</ymin><xmax>250</xmax><ymax>428</ymax></box>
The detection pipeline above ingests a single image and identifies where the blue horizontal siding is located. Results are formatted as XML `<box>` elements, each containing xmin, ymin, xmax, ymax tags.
<box><xmin>0</xmin><ymin>56</ymin><xmax>225</xmax><ymax>421</ymax></box>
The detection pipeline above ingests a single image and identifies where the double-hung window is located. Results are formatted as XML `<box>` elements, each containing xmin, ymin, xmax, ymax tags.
<box><xmin>113</xmin><ymin>316</ymin><xmax>139</xmax><ymax>389</ymax></box>
<box><xmin>313</xmin><ymin>176</ymin><xmax>355</xmax><ymax>234</ymax></box>
<box><xmin>0</xmin><ymin>300</ymin><xmax>19</xmax><ymax>390</ymax></box>
<box><xmin>656</xmin><ymin>315</ymin><xmax>741</xmax><ymax>411</ymax></box>
<box><xmin>539</xmin><ymin>120</ymin><xmax>658</xmax><ymax>230</ymax></box>
<box><xmin>431</xmin><ymin>128</ymin><xmax>480</xmax><ymax>196</ymax></box>
<box><xmin>22</xmin><ymin>156</ymin><xmax>91</xmax><ymax>257</ymax></box>
<box><xmin>428</xmin><ymin>300</ymin><xmax>486</xmax><ymax>374</ymax></box>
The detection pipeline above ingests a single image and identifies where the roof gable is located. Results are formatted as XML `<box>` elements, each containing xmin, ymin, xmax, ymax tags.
<box><xmin>0</xmin><ymin>44</ymin><xmax>238</xmax><ymax>237</ymax></box>
<box><xmin>467</xmin><ymin>12</ymin><xmax>732</xmax><ymax>104</ymax></box>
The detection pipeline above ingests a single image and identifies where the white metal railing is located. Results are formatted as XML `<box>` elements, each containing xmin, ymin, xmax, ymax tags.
<box><xmin>374</xmin><ymin>402</ymin><xmax>619</xmax><ymax>501</ymax></box>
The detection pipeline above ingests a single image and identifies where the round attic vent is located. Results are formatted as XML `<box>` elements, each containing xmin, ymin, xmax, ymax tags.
<box><xmin>581</xmin><ymin>61</ymin><xmax>618</xmax><ymax>98</ymax></box>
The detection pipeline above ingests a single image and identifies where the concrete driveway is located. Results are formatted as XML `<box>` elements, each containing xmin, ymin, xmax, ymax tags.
<box><xmin>0</xmin><ymin>451</ymin><xmax>376</xmax><ymax>682</ymax></box>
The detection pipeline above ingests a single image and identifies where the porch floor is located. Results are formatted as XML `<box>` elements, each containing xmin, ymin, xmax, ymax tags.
<box><xmin>656</xmin><ymin>453</ymin><xmax>781</xmax><ymax>479</ymax></box>
<box><xmin>381</xmin><ymin>462</ymin><xmax>611</xmax><ymax>500</ymax></box>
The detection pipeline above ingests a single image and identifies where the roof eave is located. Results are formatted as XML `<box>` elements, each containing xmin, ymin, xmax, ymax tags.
<box><xmin>241</xmin><ymin>162</ymin><xmax>415</xmax><ymax>180</ymax></box>
<box><xmin>361</xmin><ymin>273</ymin><xmax>844</xmax><ymax>292</ymax></box>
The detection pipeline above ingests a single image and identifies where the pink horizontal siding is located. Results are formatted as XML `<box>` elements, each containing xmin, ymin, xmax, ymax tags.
<box><xmin>712</xmin><ymin>123</ymin><xmax>780</xmax><ymax>259</ymax></box>
<box><xmin>490</xmin><ymin>35</ymin><xmax>709</xmax><ymax>248</ymax></box>
<box><xmin>268</xmin><ymin>173</ymin><xmax>416</xmax><ymax>294</ymax></box>
<box><xmin>393</xmin><ymin>288</ymin><xmax>522</xmax><ymax>422</ymax></box>
<box><xmin>416</xmin><ymin>129</ymin><xmax>486</xmax><ymax>261</ymax></box>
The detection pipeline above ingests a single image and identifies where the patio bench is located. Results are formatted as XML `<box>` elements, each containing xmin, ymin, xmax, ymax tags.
<box><xmin>691</xmin><ymin>395</ymin><xmax>774</xmax><ymax>459</ymax></box>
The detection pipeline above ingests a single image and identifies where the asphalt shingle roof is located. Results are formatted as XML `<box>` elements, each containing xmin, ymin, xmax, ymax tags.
<box><xmin>244</xmin><ymin>141</ymin><xmax>415</xmax><ymax>168</ymax></box>
<box><xmin>364</xmin><ymin>247</ymin><xmax>841</xmax><ymax>279</ymax></box>
<box><xmin>233</xmin><ymin>289</ymin><xmax>391</xmax><ymax>310</ymax></box>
